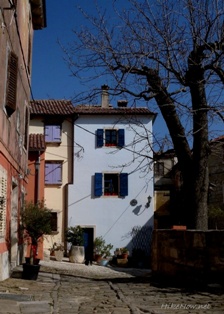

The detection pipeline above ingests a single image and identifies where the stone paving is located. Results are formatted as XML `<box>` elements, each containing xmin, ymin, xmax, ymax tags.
<box><xmin>0</xmin><ymin>260</ymin><xmax>223</xmax><ymax>313</ymax></box>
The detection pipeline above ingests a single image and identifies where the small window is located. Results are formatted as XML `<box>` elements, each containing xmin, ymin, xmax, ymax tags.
<box><xmin>154</xmin><ymin>162</ymin><xmax>164</xmax><ymax>176</ymax></box>
<box><xmin>45</xmin><ymin>162</ymin><xmax>62</xmax><ymax>185</ymax></box>
<box><xmin>45</xmin><ymin>125</ymin><xmax>61</xmax><ymax>143</ymax></box>
<box><xmin>5</xmin><ymin>51</ymin><xmax>18</xmax><ymax>116</ymax></box>
<box><xmin>96</xmin><ymin>129</ymin><xmax>125</xmax><ymax>148</ymax></box>
<box><xmin>104</xmin><ymin>173</ymin><xmax>118</xmax><ymax>195</ymax></box>
<box><xmin>105</xmin><ymin>130</ymin><xmax>118</xmax><ymax>146</ymax></box>
<box><xmin>50</xmin><ymin>212</ymin><xmax>58</xmax><ymax>232</ymax></box>
<box><xmin>94</xmin><ymin>172</ymin><xmax>128</xmax><ymax>197</ymax></box>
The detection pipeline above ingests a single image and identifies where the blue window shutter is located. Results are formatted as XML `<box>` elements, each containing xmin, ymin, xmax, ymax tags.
<box><xmin>94</xmin><ymin>173</ymin><xmax>102</xmax><ymax>196</ymax></box>
<box><xmin>45</xmin><ymin>125</ymin><xmax>52</xmax><ymax>142</ymax></box>
<box><xmin>45</xmin><ymin>163</ymin><xmax>62</xmax><ymax>184</ymax></box>
<box><xmin>52</xmin><ymin>164</ymin><xmax>62</xmax><ymax>183</ymax></box>
<box><xmin>45</xmin><ymin>163</ymin><xmax>53</xmax><ymax>184</ymax></box>
<box><xmin>96</xmin><ymin>129</ymin><xmax>104</xmax><ymax>147</ymax></box>
<box><xmin>52</xmin><ymin>125</ymin><xmax>61</xmax><ymax>142</ymax></box>
<box><xmin>120</xmin><ymin>173</ymin><xmax>128</xmax><ymax>196</ymax></box>
<box><xmin>117</xmin><ymin>129</ymin><xmax>125</xmax><ymax>147</ymax></box>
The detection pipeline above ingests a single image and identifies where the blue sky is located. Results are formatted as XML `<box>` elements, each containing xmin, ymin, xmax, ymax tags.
<box><xmin>31</xmin><ymin>1</ymin><xmax>170</xmax><ymax>145</ymax></box>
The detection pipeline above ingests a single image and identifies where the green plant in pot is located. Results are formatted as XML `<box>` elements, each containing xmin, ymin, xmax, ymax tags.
<box><xmin>94</xmin><ymin>236</ymin><xmax>113</xmax><ymax>265</ymax></box>
<box><xmin>66</xmin><ymin>225</ymin><xmax>85</xmax><ymax>263</ymax></box>
<box><xmin>20</xmin><ymin>200</ymin><xmax>52</xmax><ymax>280</ymax></box>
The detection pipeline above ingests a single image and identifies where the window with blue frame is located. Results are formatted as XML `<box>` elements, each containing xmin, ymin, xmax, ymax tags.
<box><xmin>45</xmin><ymin>161</ymin><xmax>62</xmax><ymax>185</ymax></box>
<box><xmin>94</xmin><ymin>172</ymin><xmax>128</xmax><ymax>197</ymax></box>
<box><xmin>96</xmin><ymin>129</ymin><xmax>125</xmax><ymax>147</ymax></box>
<box><xmin>45</xmin><ymin>125</ymin><xmax>61</xmax><ymax>143</ymax></box>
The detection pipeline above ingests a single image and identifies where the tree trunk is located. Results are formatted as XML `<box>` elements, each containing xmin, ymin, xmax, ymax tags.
<box><xmin>187</xmin><ymin>59</ymin><xmax>209</xmax><ymax>230</ymax></box>
<box><xmin>146</xmin><ymin>67</ymin><xmax>208</xmax><ymax>230</ymax></box>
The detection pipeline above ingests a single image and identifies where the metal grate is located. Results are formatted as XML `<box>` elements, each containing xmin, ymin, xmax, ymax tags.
<box><xmin>0</xmin><ymin>168</ymin><xmax>7</xmax><ymax>237</ymax></box>
<box><xmin>131</xmin><ymin>225</ymin><xmax>153</xmax><ymax>256</ymax></box>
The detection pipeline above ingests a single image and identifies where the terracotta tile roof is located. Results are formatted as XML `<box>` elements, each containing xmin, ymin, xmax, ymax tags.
<box><xmin>30</xmin><ymin>100</ymin><xmax>155</xmax><ymax>117</ymax></box>
<box><xmin>29</xmin><ymin>134</ymin><xmax>46</xmax><ymax>151</ymax></box>
<box><xmin>74</xmin><ymin>105</ymin><xmax>155</xmax><ymax>116</ymax></box>
<box><xmin>211</xmin><ymin>135</ymin><xmax>224</xmax><ymax>143</ymax></box>
<box><xmin>30</xmin><ymin>100</ymin><xmax>74</xmax><ymax>115</ymax></box>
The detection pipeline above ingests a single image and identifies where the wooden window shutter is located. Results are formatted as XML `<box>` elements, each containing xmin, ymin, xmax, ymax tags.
<box><xmin>96</xmin><ymin>129</ymin><xmax>104</xmax><ymax>147</ymax></box>
<box><xmin>117</xmin><ymin>129</ymin><xmax>125</xmax><ymax>147</ymax></box>
<box><xmin>52</xmin><ymin>163</ymin><xmax>62</xmax><ymax>183</ymax></box>
<box><xmin>52</xmin><ymin>125</ymin><xmax>61</xmax><ymax>142</ymax></box>
<box><xmin>119</xmin><ymin>173</ymin><xmax>128</xmax><ymax>196</ymax></box>
<box><xmin>94</xmin><ymin>173</ymin><xmax>103</xmax><ymax>196</ymax></box>
<box><xmin>45</xmin><ymin>163</ymin><xmax>53</xmax><ymax>184</ymax></box>
<box><xmin>6</xmin><ymin>52</ymin><xmax>18</xmax><ymax>116</ymax></box>
<box><xmin>45</xmin><ymin>125</ymin><xmax>52</xmax><ymax>142</ymax></box>
<box><xmin>45</xmin><ymin>162</ymin><xmax>62</xmax><ymax>184</ymax></box>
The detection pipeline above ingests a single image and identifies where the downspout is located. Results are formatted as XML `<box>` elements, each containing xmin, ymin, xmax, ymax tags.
<box><xmin>34</xmin><ymin>151</ymin><xmax>40</xmax><ymax>203</ymax></box>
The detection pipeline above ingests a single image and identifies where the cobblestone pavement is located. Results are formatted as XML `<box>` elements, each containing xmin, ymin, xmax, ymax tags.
<box><xmin>0</xmin><ymin>261</ymin><xmax>223</xmax><ymax>313</ymax></box>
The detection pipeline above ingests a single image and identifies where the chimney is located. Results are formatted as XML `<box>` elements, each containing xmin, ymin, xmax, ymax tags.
<box><xmin>117</xmin><ymin>100</ymin><xmax>128</xmax><ymax>108</ymax></box>
<box><xmin>101</xmin><ymin>85</ymin><xmax>109</xmax><ymax>108</ymax></box>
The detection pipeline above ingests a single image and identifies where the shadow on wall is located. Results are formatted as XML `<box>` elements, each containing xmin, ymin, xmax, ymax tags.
<box><xmin>121</xmin><ymin>218</ymin><xmax>153</xmax><ymax>269</ymax></box>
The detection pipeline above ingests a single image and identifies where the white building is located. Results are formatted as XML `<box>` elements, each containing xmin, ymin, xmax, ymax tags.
<box><xmin>68</xmin><ymin>88</ymin><xmax>156</xmax><ymax>257</ymax></box>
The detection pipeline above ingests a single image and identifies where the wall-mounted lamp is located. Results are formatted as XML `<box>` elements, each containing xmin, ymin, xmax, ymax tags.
<box><xmin>146</xmin><ymin>195</ymin><xmax>152</xmax><ymax>208</ymax></box>
<box><xmin>35</xmin><ymin>160</ymin><xmax>40</xmax><ymax>171</ymax></box>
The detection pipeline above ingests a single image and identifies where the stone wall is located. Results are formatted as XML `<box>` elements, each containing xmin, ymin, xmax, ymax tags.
<box><xmin>151</xmin><ymin>230</ymin><xmax>224</xmax><ymax>284</ymax></box>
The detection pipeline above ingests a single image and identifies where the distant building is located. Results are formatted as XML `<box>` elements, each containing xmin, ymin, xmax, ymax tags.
<box><xmin>68</xmin><ymin>86</ymin><xmax>156</xmax><ymax>258</ymax></box>
<box><xmin>154</xmin><ymin>149</ymin><xmax>178</xmax><ymax>229</ymax></box>
<box><xmin>28</xmin><ymin>100</ymin><xmax>74</xmax><ymax>257</ymax></box>
<box><xmin>0</xmin><ymin>0</ymin><xmax>46</xmax><ymax>281</ymax></box>
<box><xmin>208</xmin><ymin>136</ymin><xmax>224</xmax><ymax>229</ymax></box>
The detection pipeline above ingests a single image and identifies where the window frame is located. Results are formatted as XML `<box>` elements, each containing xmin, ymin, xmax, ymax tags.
<box><xmin>96</xmin><ymin>128</ymin><xmax>125</xmax><ymax>148</ymax></box>
<box><xmin>50</xmin><ymin>212</ymin><xmax>58</xmax><ymax>233</ymax></box>
<box><xmin>94</xmin><ymin>172</ymin><xmax>128</xmax><ymax>197</ymax></box>
<box><xmin>154</xmin><ymin>162</ymin><xmax>165</xmax><ymax>176</ymax></box>
<box><xmin>44</xmin><ymin>124</ymin><xmax>62</xmax><ymax>144</ymax></box>
<box><xmin>45</xmin><ymin>161</ymin><xmax>63</xmax><ymax>185</ymax></box>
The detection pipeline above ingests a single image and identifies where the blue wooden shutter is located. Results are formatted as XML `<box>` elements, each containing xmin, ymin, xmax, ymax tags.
<box><xmin>45</xmin><ymin>163</ymin><xmax>53</xmax><ymax>184</ymax></box>
<box><xmin>52</xmin><ymin>125</ymin><xmax>61</xmax><ymax>142</ymax></box>
<box><xmin>94</xmin><ymin>173</ymin><xmax>102</xmax><ymax>196</ymax></box>
<box><xmin>52</xmin><ymin>163</ymin><xmax>62</xmax><ymax>183</ymax></box>
<box><xmin>45</xmin><ymin>163</ymin><xmax>62</xmax><ymax>184</ymax></box>
<box><xmin>96</xmin><ymin>129</ymin><xmax>104</xmax><ymax>147</ymax></box>
<box><xmin>45</xmin><ymin>125</ymin><xmax>52</xmax><ymax>142</ymax></box>
<box><xmin>117</xmin><ymin>129</ymin><xmax>125</xmax><ymax>147</ymax></box>
<box><xmin>120</xmin><ymin>173</ymin><xmax>128</xmax><ymax>196</ymax></box>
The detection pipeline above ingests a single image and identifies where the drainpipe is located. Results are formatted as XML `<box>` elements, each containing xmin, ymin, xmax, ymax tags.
<box><xmin>34</xmin><ymin>151</ymin><xmax>40</xmax><ymax>203</ymax></box>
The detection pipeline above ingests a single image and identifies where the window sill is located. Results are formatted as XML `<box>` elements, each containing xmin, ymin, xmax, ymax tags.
<box><xmin>45</xmin><ymin>142</ymin><xmax>61</xmax><ymax>145</ymax></box>
<box><xmin>51</xmin><ymin>231</ymin><xmax>59</xmax><ymax>235</ymax></box>
<box><xmin>105</xmin><ymin>144</ymin><xmax>117</xmax><ymax>147</ymax></box>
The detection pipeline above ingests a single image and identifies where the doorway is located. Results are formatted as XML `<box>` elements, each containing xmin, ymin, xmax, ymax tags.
<box><xmin>10</xmin><ymin>181</ymin><xmax>18</xmax><ymax>269</ymax></box>
<box><xmin>83</xmin><ymin>227</ymin><xmax>94</xmax><ymax>264</ymax></box>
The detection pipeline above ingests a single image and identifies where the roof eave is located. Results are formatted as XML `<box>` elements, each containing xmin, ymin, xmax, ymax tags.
<box><xmin>30</xmin><ymin>0</ymin><xmax>47</xmax><ymax>30</ymax></box>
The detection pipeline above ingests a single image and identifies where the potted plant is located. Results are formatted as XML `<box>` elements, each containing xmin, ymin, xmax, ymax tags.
<box><xmin>50</xmin><ymin>242</ymin><xmax>64</xmax><ymax>262</ymax></box>
<box><xmin>120</xmin><ymin>247</ymin><xmax>129</xmax><ymax>259</ymax></box>
<box><xmin>94</xmin><ymin>236</ymin><xmax>113</xmax><ymax>266</ymax></box>
<box><xmin>66</xmin><ymin>225</ymin><xmax>84</xmax><ymax>263</ymax></box>
<box><xmin>20</xmin><ymin>200</ymin><xmax>52</xmax><ymax>280</ymax></box>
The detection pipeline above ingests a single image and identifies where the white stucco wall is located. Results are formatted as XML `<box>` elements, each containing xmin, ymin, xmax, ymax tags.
<box><xmin>68</xmin><ymin>114</ymin><xmax>154</xmax><ymax>254</ymax></box>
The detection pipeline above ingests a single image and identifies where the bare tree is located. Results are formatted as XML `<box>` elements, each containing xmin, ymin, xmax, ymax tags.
<box><xmin>63</xmin><ymin>0</ymin><xmax>224</xmax><ymax>230</ymax></box>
